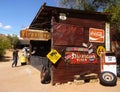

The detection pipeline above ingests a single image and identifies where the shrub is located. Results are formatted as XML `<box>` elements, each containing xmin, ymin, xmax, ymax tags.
<box><xmin>0</xmin><ymin>35</ymin><xmax>11</xmax><ymax>57</ymax></box>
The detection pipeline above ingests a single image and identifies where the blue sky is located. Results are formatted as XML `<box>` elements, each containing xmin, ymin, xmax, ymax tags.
<box><xmin>0</xmin><ymin>0</ymin><xmax>58</xmax><ymax>36</ymax></box>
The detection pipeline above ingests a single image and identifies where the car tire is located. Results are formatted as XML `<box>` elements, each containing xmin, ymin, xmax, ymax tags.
<box><xmin>117</xmin><ymin>65</ymin><xmax>120</xmax><ymax>77</ymax></box>
<box><xmin>99</xmin><ymin>71</ymin><xmax>117</xmax><ymax>86</ymax></box>
<box><xmin>40</xmin><ymin>66</ymin><xmax>51</xmax><ymax>84</ymax></box>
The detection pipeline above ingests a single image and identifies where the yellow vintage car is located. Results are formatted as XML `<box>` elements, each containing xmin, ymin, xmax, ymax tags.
<box><xmin>20</xmin><ymin>55</ymin><xmax>27</xmax><ymax>65</ymax></box>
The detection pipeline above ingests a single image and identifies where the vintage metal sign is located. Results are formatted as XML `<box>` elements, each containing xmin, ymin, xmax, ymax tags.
<box><xmin>96</xmin><ymin>46</ymin><xmax>106</xmax><ymax>57</ymax></box>
<box><xmin>65</xmin><ymin>52</ymin><xmax>97</xmax><ymax>64</ymax></box>
<box><xmin>66</xmin><ymin>47</ymin><xmax>88</xmax><ymax>52</ymax></box>
<box><xmin>20</xmin><ymin>29</ymin><xmax>51</xmax><ymax>40</ymax></box>
<box><xmin>47</xmin><ymin>49</ymin><xmax>61</xmax><ymax>64</ymax></box>
<box><xmin>89</xmin><ymin>28</ymin><xmax>104</xmax><ymax>43</ymax></box>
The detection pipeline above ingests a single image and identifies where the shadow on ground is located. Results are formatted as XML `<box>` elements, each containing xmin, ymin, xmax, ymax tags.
<box><xmin>0</xmin><ymin>56</ymin><xmax>12</xmax><ymax>62</ymax></box>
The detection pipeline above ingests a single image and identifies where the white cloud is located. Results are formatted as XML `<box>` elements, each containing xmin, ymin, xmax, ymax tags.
<box><xmin>3</xmin><ymin>25</ymin><xmax>12</xmax><ymax>30</ymax></box>
<box><xmin>0</xmin><ymin>22</ymin><xmax>12</xmax><ymax>30</ymax></box>
<box><xmin>0</xmin><ymin>22</ymin><xmax>3</xmax><ymax>28</ymax></box>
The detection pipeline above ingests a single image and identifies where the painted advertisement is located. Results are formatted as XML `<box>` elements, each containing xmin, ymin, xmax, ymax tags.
<box><xmin>65</xmin><ymin>52</ymin><xmax>97</xmax><ymax>64</ymax></box>
<box><xmin>89</xmin><ymin>28</ymin><xmax>104</xmax><ymax>43</ymax></box>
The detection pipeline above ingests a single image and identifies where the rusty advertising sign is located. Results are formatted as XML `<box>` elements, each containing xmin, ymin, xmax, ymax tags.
<box><xmin>65</xmin><ymin>52</ymin><xmax>97</xmax><ymax>64</ymax></box>
<box><xmin>89</xmin><ymin>28</ymin><xmax>104</xmax><ymax>43</ymax></box>
<box><xmin>66</xmin><ymin>47</ymin><xmax>88</xmax><ymax>52</ymax></box>
<box><xmin>20</xmin><ymin>29</ymin><xmax>51</xmax><ymax>40</ymax></box>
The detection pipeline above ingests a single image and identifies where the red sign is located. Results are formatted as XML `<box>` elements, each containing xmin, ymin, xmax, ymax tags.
<box><xmin>89</xmin><ymin>28</ymin><xmax>104</xmax><ymax>43</ymax></box>
<box><xmin>65</xmin><ymin>52</ymin><xmax>97</xmax><ymax>64</ymax></box>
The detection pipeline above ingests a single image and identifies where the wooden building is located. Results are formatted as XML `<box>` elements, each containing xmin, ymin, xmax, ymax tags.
<box><xmin>20</xmin><ymin>3</ymin><xmax>111</xmax><ymax>85</ymax></box>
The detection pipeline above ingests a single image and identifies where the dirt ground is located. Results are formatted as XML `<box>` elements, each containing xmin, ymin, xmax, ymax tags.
<box><xmin>0</xmin><ymin>49</ymin><xmax>120</xmax><ymax>92</ymax></box>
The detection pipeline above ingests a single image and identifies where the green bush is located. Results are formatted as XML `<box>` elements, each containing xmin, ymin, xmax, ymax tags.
<box><xmin>7</xmin><ymin>34</ymin><xmax>19</xmax><ymax>49</ymax></box>
<box><xmin>0</xmin><ymin>36</ymin><xmax>11</xmax><ymax>57</ymax></box>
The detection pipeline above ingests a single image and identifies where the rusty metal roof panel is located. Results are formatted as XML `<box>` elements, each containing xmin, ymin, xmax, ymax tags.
<box><xmin>29</xmin><ymin>3</ymin><xmax>109</xmax><ymax>30</ymax></box>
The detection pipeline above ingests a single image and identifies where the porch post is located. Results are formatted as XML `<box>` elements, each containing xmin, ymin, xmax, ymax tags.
<box><xmin>105</xmin><ymin>22</ymin><xmax>110</xmax><ymax>51</ymax></box>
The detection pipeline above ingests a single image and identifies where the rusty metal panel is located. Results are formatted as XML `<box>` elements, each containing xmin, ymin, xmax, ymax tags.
<box><xmin>51</xmin><ymin>58</ymin><xmax>100</xmax><ymax>85</ymax></box>
<box><xmin>59</xmin><ymin>18</ymin><xmax>105</xmax><ymax>28</ymax></box>
<box><xmin>53</xmin><ymin>23</ymin><xmax>84</xmax><ymax>46</ymax></box>
<box><xmin>51</xmin><ymin>17</ymin><xmax>106</xmax><ymax>85</ymax></box>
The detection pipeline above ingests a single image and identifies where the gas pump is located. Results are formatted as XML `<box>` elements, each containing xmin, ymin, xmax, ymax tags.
<box><xmin>100</xmin><ymin>52</ymin><xmax>117</xmax><ymax>86</ymax></box>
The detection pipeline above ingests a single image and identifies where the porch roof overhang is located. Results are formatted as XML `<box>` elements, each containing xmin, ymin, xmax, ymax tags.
<box><xmin>29</xmin><ymin>3</ymin><xmax>110</xmax><ymax>31</ymax></box>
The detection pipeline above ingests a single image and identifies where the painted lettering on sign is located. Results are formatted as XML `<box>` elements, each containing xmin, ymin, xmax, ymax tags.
<box><xmin>89</xmin><ymin>28</ymin><xmax>104</xmax><ymax>43</ymax></box>
<box><xmin>20</xmin><ymin>29</ymin><xmax>51</xmax><ymax>40</ymax></box>
<box><xmin>65</xmin><ymin>52</ymin><xmax>97</xmax><ymax>64</ymax></box>
<box><xmin>66</xmin><ymin>47</ymin><xmax>88</xmax><ymax>52</ymax></box>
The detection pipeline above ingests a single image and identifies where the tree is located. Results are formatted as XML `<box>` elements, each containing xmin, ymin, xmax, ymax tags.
<box><xmin>104</xmin><ymin>0</ymin><xmax>120</xmax><ymax>37</ymax></box>
<box><xmin>0</xmin><ymin>35</ymin><xmax>11</xmax><ymax>57</ymax></box>
<box><xmin>7</xmin><ymin>34</ymin><xmax>19</xmax><ymax>49</ymax></box>
<box><xmin>0</xmin><ymin>34</ymin><xmax>19</xmax><ymax>57</ymax></box>
<box><xmin>58</xmin><ymin>0</ymin><xmax>116</xmax><ymax>12</ymax></box>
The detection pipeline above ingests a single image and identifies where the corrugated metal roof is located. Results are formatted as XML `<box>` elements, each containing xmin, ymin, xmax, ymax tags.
<box><xmin>29</xmin><ymin>3</ymin><xmax>109</xmax><ymax>31</ymax></box>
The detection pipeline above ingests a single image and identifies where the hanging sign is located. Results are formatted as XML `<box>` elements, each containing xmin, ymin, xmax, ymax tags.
<box><xmin>20</xmin><ymin>29</ymin><xmax>51</xmax><ymax>40</ymax></box>
<box><xmin>89</xmin><ymin>28</ymin><xmax>104</xmax><ymax>43</ymax></box>
<box><xmin>47</xmin><ymin>49</ymin><xmax>61</xmax><ymax>64</ymax></box>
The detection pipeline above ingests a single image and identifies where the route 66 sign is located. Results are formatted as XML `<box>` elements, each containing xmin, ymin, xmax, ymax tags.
<box><xmin>96</xmin><ymin>46</ymin><xmax>106</xmax><ymax>57</ymax></box>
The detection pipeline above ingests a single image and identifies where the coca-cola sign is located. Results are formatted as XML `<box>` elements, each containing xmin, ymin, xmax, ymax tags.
<box><xmin>89</xmin><ymin>28</ymin><xmax>104</xmax><ymax>43</ymax></box>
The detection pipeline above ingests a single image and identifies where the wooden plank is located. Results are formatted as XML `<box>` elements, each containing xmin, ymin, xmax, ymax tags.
<box><xmin>20</xmin><ymin>29</ymin><xmax>51</xmax><ymax>40</ymax></box>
